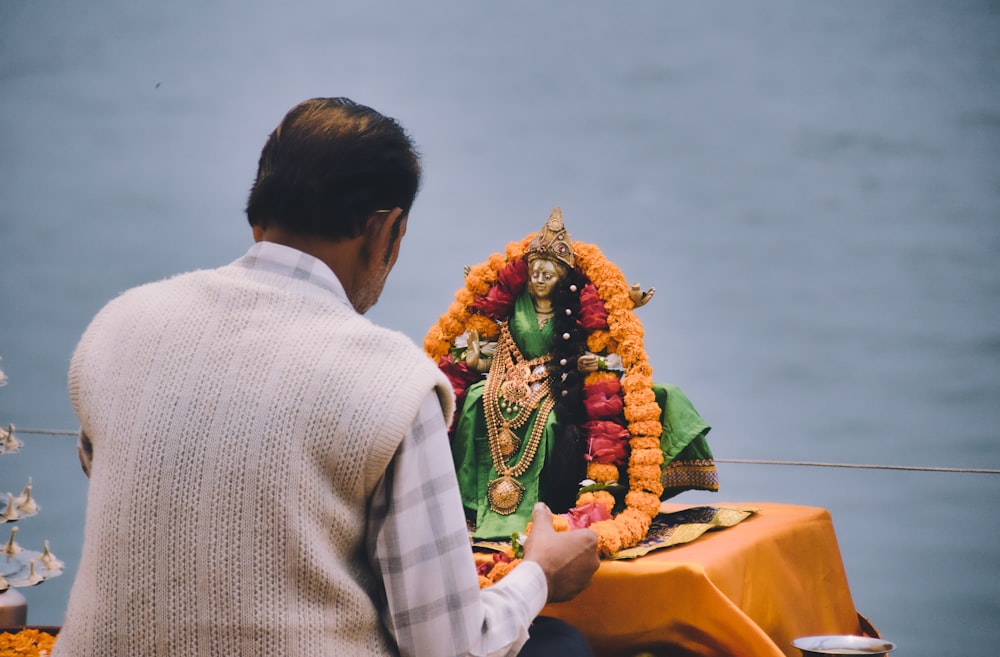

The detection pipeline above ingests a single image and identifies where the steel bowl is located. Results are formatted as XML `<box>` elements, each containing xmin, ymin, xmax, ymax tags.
<box><xmin>792</xmin><ymin>635</ymin><xmax>895</xmax><ymax>656</ymax></box>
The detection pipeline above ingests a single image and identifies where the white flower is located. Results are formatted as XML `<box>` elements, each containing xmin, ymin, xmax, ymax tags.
<box><xmin>603</xmin><ymin>353</ymin><xmax>623</xmax><ymax>370</ymax></box>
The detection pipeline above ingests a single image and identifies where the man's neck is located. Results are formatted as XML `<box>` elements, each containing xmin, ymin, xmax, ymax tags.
<box><xmin>252</xmin><ymin>225</ymin><xmax>366</xmax><ymax>306</ymax></box>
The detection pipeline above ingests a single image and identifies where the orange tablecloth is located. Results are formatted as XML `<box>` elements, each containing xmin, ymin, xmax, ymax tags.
<box><xmin>542</xmin><ymin>502</ymin><xmax>864</xmax><ymax>657</ymax></box>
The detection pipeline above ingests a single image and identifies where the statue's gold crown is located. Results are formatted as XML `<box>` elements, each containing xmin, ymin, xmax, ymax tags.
<box><xmin>527</xmin><ymin>207</ymin><xmax>575</xmax><ymax>269</ymax></box>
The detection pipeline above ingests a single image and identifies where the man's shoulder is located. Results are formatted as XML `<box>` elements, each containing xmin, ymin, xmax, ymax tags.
<box><xmin>113</xmin><ymin>267</ymin><xmax>217</xmax><ymax>294</ymax></box>
<box><xmin>95</xmin><ymin>268</ymin><xmax>218</xmax><ymax>312</ymax></box>
<box><xmin>369</xmin><ymin>324</ymin><xmax>455</xmax><ymax>418</ymax></box>
<box><xmin>353</xmin><ymin>320</ymin><xmax>437</xmax><ymax>371</ymax></box>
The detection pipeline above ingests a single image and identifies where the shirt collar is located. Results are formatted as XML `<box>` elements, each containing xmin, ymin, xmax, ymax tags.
<box><xmin>235</xmin><ymin>241</ymin><xmax>352</xmax><ymax>308</ymax></box>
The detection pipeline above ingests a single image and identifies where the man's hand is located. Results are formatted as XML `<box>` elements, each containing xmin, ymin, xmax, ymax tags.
<box><xmin>522</xmin><ymin>503</ymin><xmax>600</xmax><ymax>603</ymax></box>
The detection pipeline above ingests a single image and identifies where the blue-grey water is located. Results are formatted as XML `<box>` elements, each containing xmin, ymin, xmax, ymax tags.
<box><xmin>2</xmin><ymin>2</ymin><xmax>998</xmax><ymax>654</ymax></box>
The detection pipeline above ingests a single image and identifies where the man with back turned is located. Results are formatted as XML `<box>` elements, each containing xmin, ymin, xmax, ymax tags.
<box><xmin>56</xmin><ymin>97</ymin><xmax>598</xmax><ymax>657</ymax></box>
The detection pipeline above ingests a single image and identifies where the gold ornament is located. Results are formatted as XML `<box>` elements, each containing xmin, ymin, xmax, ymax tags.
<box><xmin>484</xmin><ymin>323</ymin><xmax>556</xmax><ymax>514</ymax></box>
<box><xmin>527</xmin><ymin>207</ymin><xmax>576</xmax><ymax>270</ymax></box>
<box><xmin>487</xmin><ymin>476</ymin><xmax>526</xmax><ymax>515</ymax></box>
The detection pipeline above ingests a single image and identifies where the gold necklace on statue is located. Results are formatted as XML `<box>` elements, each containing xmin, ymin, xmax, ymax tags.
<box><xmin>484</xmin><ymin>323</ymin><xmax>555</xmax><ymax>515</ymax></box>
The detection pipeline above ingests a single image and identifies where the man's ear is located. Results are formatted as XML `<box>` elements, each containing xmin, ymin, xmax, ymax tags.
<box><xmin>366</xmin><ymin>207</ymin><xmax>404</xmax><ymax>238</ymax></box>
<box><xmin>366</xmin><ymin>207</ymin><xmax>406</xmax><ymax>265</ymax></box>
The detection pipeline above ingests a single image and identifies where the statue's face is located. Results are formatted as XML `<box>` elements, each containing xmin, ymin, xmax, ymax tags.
<box><xmin>529</xmin><ymin>259</ymin><xmax>561</xmax><ymax>302</ymax></box>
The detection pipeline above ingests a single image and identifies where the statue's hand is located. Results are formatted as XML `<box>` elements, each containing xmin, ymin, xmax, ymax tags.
<box><xmin>577</xmin><ymin>353</ymin><xmax>599</xmax><ymax>373</ymax></box>
<box><xmin>629</xmin><ymin>283</ymin><xmax>655</xmax><ymax>309</ymax></box>
<box><xmin>465</xmin><ymin>329</ymin><xmax>481</xmax><ymax>366</ymax></box>
<box><xmin>465</xmin><ymin>330</ymin><xmax>493</xmax><ymax>372</ymax></box>
<box><xmin>464</xmin><ymin>265</ymin><xmax>471</xmax><ymax>278</ymax></box>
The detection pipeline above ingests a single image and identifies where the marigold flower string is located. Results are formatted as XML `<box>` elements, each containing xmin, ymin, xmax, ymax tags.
<box><xmin>0</xmin><ymin>628</ymin><xmax>57</xmax><ymax>657</ymax></box>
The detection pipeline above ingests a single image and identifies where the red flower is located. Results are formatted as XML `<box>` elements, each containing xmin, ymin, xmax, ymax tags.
<box><xmin>471</xmin><ymin>259</ymin><xmax>528</xmax><ymax>320</ymax></box>
<box><xmin>582</xmin><ymin>420</ymin><xmax>630</xmax><ymax>465</ymax></box>
<box><xmin>577</xmin><ymin>283</ymin><xmax>609</xmax><ymax>332</ymax></box>
<box><xmin>564</xmin><ymin>501</ymin><xmax>613</xmax><ymax>529</ymax></box>
<box><xmin>583</xmin><ymin>379</ymin><xmax>624</xmax><ymax>419</ymax></box>
<box><xmin>438</xmin><ymin>354</ymin><xmax>483</xmax><ymax>401</ymax></box>
<box><xmin>586</xmin><ymin>377</ymin><xmax>621</xmax><ymax>397</ymax></box>
<box><xmin>470</xmin><ymin>287</ymin><xmax>515</xmax><ymax>320</ymax></box>
<box><xmin>496</xmin><ymin>258</ymin><xmax>529</xmax><ymax>294</ymax></box>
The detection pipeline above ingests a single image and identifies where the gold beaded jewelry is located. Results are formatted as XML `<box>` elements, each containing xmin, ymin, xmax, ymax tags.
<box><xmin>484</xmin><ymin>323</ymin><xmax>555</xmax><ymax>514</ymax></box>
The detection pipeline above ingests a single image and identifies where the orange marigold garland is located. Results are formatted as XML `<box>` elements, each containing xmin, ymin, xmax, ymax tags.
<box><xmin>586</xmin><ymin>462</ymin><xmax>620</xmax><ymax>484</ymax></box>
<box><xmin>0</xmin><ymin>628</ymin><xmax>57</xmax><ymax>657</ymax></box>
<box><xmin>575</xmin><ymin>490</ymin><xmax>616</xmax><ymax>514</ymax></box>
<box><xmin>466</xmin><ymin>313</ymin><xmax>501</xmax><ymax>340</ymax></box>
<box><xmin>425</xmin><ymin>232</ymin><xmax>666</xmax><ymax>563</ymax></box>
<box><xmin>474</xmin><ymin>549</ymin><xmax>526</xmax><ymax>588</ymax></box>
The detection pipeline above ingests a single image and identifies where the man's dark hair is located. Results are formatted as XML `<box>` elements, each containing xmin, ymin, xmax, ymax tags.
<box><xmin>246</xmin><ymin>97</ymin><xmax>421</xmax><ymax>241</ymax></box>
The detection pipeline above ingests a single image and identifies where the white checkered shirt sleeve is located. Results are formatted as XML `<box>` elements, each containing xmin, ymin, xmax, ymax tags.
<box><xmin>368</xmin><ymin>390</ymin><xmax>547</xmax><ymax>657</ymax></box>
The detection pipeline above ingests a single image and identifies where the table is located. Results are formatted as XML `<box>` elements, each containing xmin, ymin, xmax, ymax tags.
<box><xmin>541</xmin><ymin>502</ymin><xmax>868</xmax><ymax>657</ymax></box>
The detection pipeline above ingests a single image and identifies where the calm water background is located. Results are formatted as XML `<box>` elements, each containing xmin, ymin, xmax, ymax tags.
<box><xmin>2</xmin><ymin>1</ymin><xmax>998</xmax><ymax>654</ymax></box>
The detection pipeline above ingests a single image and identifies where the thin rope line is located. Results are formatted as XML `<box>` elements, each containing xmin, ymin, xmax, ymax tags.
<box><xmin>715</xmin><ymin>458</ymin><xmax>1000</xmax><ymax>475</ymax></box>
<box><xmin>6</xmin><ymin>428</ymin><xmax>79</xmax><ymax>436</ymax></box>
<box><xmin>7</xmin><ymin>428</ymin><xmax>1000</xmax><ymax>474</ymax></box>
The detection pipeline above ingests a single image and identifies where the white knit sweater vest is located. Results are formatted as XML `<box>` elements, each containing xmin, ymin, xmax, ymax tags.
<box><xmin>58</xmin><ymin>261</ymin><xmax>453</xmax><ymax>657</ymax></box>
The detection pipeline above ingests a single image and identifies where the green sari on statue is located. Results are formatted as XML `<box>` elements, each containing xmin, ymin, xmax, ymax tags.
<box><xmin>451</xmin><ymin>291</ymin><xmax>717</xmax><ymax>541</ymax></box>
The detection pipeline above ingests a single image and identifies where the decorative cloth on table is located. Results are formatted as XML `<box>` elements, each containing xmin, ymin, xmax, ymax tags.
<box><xmin>612</xmin><ymin>506</ymin><xmax>756</xmax><ymax>560</ymax></box>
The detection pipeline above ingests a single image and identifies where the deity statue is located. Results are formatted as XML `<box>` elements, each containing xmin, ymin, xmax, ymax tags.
<box><xmin>426</xmin><ymin>208</ymin><xmax>718</xmax><ymax>553</ymax></box>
